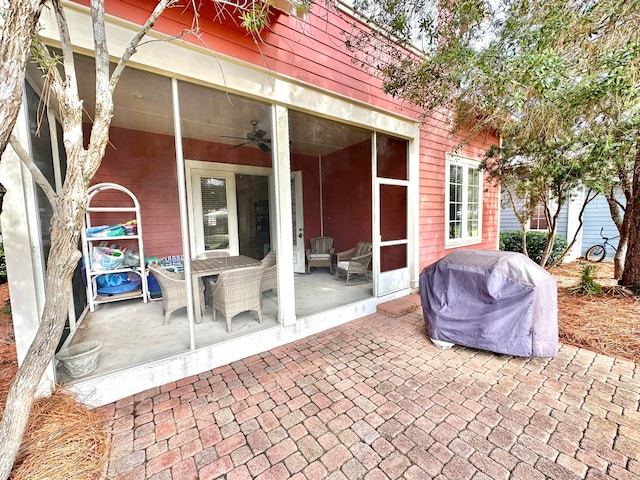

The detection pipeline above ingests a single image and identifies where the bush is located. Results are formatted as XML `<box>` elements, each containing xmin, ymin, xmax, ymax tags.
<box><xmin>500</xmin><ymin>230</ymin><xmax>568</xmax><ymax>266</ymax></box>
<box><xmin>567</xmin><ymin>262</ymin><xmax>602</xmax><ymax>296</ymax></box>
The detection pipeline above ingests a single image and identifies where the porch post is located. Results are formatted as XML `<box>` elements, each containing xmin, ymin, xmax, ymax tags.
<box><xmin>271</xmin><ymin>105</ymin><xmax>296</xmax><ymax>326</ymax></box>
<box><xmin>408</xmin><ymin>122</ymin><xmax>420</xmax><ymax>289</ymax></box>
<box><xmin>171</xmin><ymin>78</ymin><xmax>196</xmax><ymax>349</ymax></box>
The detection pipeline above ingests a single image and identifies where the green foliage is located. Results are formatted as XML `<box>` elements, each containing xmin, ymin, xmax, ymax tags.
<box><xmin>568</xmin><ymin>262</ymin><xmax>603</xmax><ymax>296</ymax></box>
<box><xmin>499</xmin><ymin>230</ymin><xmax>568</xmax><ymax>266</ymax></box>
<box><xmin>0</xmin><ymin>242</ymin><xmax>6</xmax><ymax>284</ymax></box>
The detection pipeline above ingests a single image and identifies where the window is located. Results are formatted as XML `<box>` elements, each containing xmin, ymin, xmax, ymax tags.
<box><xmin>529</xmin><ymin>203</ymin><xmax>549</xmax><ymax>231</ymax></box>
<box><xmin>445</xmin><ymin>154</ymin><xmax>482</xmax><ymax>246</ymax></box>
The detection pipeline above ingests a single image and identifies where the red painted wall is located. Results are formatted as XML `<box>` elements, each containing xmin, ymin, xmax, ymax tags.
<box><xmin>322</xmin><ymin>141</ymin><xmax>372</xmax><ymax>253</ymax></box>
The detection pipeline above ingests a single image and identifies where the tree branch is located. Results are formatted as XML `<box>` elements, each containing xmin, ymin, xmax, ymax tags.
<box><xmin>9</xmin><ymin>134</ymin><xmax>58</xmax><ymax>211</ymax></box>
<box><xmin>109</xmin><ymin>0</ymin><xmax>179</xmax><ymax>93</ymax></box>
<box><xmin>51</xmin><ymin>0</ymin><xmax>80</xmax><ymax>108</ymax></box>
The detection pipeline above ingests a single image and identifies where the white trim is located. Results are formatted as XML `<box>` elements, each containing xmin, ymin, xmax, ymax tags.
<box><xmin>444</xmin><ymin>153</ymin><xmax>483</xmax><ymax>248</ymax></box>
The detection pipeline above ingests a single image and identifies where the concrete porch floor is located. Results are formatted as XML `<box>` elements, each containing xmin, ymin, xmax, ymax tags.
<box><xmin>58</xmin><ymin>269</ymin><xmax>373</xmax><ymax>383</ymax></box>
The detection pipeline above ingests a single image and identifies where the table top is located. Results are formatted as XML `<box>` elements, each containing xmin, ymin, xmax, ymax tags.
<box><xmin>190</xmin><ymin>255</ymin><xmax>261</xmax><ymax>275</ymax></box>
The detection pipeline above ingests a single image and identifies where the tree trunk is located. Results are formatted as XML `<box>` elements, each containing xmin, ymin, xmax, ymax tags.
<box><xmin>0</xmin><ymin>0</ymin><xmax>44</xmax><ymax>157</ymax></box>
<box><xmin>614</xmin><ymin>237</ymin><xmax>628</xmax><ymax>280</ymax></box>
<box><xmin>621</xmin><ymin>147</ymin><xmax>640</xmax><ymax>288</ymax></box>
<box><xmin>605</xmin><ymin>183</ymin><xmax>631</xmax><ymax>280</ymax></box>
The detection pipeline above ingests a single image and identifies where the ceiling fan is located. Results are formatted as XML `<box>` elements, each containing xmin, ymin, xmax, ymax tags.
<box><xmin>220</xmin><ymin>120</ymin><xmax>271</xmax><ymax>152</ymax></box>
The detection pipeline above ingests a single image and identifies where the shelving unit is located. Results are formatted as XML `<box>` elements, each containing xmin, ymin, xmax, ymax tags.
<box><xmin>81</xmin><ymin>183</ymin><xmax>148</xmax><ymax>312</ymax></box>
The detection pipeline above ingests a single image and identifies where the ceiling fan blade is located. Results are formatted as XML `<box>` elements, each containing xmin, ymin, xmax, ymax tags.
<box><xmin>220</xmin><ymin>135</ymin><xmax>249</xmax><ymax>140</ymax></box>
<box><xmin>229</xmin><ymin>142</ymin><xmax>251</xmax><ymax>149</ymax></box>
<box><xmin>257</xmin><ymin>142</ymin><xmax>271</xmax><ymax>153</ymax></box>
<box><xmin>254</xmin><ymin>129</ymin><xmax>268</xmax><ymax>138</ymax></box>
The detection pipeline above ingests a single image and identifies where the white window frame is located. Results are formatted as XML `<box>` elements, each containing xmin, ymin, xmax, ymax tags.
<box><xmin>528</xmin><ymin>202</ymin><xmax>550</xmax><ymax>231</ymax></box>
<box><xmin>445</xmin><ymin>154</ymin><xmax>483</xmax><ymax>248</ymax></box>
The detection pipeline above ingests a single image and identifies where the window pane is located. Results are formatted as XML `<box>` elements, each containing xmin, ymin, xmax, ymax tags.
<box><xmin>380</xmin><ymin>244</ymin><xmax>407</xmax><ymax>272</ymax></box>
<box><xmin>448</xmin><ymin>159</ymin><xmax>480</xmax><ymax>242</ymax></box>
<box><xmin>466</xmin><ymin>167</ymin><xmax>480</xmax><ymax>237</ymax></box>
<box><xmin>531</xmin><ymin>204</ymin><xmax>548</xmax><ymax>230</ymax></box>
<box><xmin>291</xmin><ymin>176</ymin><xmax>297</xmax><ymax>248</ymax></box>
<box><xmin>380</xmin><ymin>184</ymin><xmax>407</xmax><ymax>241</ymax></box>
<box><xmin>377</xmin><ymin>134</ymin><xmax>407</xmax><ymax>180</ymax></box>
<box><xmin>201</xmin><ymin>177</ymin><xmax>229</xmax><ymax>250</ymax></box>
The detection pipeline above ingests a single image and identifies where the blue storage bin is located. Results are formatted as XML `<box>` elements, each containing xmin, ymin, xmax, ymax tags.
<box><xmin>147</xmin><ymin>273</ymin><xmax>162</xmax><ymax>299</ymax></box>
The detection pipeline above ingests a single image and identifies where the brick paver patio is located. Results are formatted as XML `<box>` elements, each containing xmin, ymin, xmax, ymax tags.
<box><xmin>101</xmin><ymin>295</ymin><xmax>640</xmax><ymax>479</ymax></box>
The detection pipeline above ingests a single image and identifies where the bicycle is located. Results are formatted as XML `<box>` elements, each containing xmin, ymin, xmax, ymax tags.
<box><xmin>585</xmin><ymin>227</ymin><xmax>619</xmax><ymax>262</ymax></box>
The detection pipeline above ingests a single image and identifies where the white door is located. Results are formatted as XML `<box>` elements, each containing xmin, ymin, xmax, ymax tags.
<box><xmin>291</xmin><ymin>171</ymin><xmax>305</xmax><ymax>273</ymax></box>
<box><xmin>373</xmin><ymin>133</ymin><xmax>411</xmax><ymax>296</ymax></box>
<box><xmin>374</xmin><ymin>180</ymin><xmax>410</xmax><ymax>295</ymax></box>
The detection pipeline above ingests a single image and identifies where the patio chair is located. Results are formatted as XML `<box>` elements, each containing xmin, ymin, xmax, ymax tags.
<box><xmin>306</xmin><ymin>236</ymin><xmax>334</xmax><ymax>273</ymax></box>
<box><xmin>148</xmin><ymin>264</ymin><xmax>204</xmax><ymax>325</ymax></box>
<box><xmin>335</xmin><ymin>241</ymin><xmax>373</xmax><ymax>285</ymax></box>
<box><xmin>261</xmin><ymin>251</ymin><xmax>277</xmax><ymax>293</ymax></box>
<box><xmin>208</xmin><ymin>266</ymin><xmax>264</xmax><ymax>333</ymax></box>
<box><xmin>196</xmin><ymin>250</ymin><xmax>229</xmax><ymax>303</ymax></box>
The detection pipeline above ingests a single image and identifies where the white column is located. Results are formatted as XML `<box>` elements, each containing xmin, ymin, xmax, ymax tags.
<box><xmin>271</xmin><ymin>105</ymin><xmax>296</xmax><ymax>326</ymax></box>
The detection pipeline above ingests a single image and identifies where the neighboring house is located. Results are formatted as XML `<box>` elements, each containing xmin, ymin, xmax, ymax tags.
<box><xmin>500</xmin><ymin>190</ymin><xmax>621</xmax><ymax>261</ymax></box>
<box><xmin>0</xmin><ymin>0</ymin><xmax>499</xmax><ymax>406</ymax></box>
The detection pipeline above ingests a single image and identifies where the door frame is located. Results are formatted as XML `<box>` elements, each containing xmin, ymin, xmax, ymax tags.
<box><xmin>291</xmin><ymin>170</ymin><xmax>305</xmax><ymax>273</ymax></box>
<box><xmin>185</xmin><ymin>160</ymin><xmax>273</xmax><ymax>258</ymax></box>
<box><xmin>372</xmin><ymin>132</ymin><xmax>412</xmax><ymax>297</ymax></box>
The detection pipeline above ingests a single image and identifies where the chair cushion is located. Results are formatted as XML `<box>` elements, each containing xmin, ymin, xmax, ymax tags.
<box><xmin>337</xmin><ymin>261</ymin><xmax>350</xmax><ymax>270</ymax></box>
<box><xmin>309</xmin><ymin>254</ymin><xmax>330</xmax><ymax>259</ymax></box>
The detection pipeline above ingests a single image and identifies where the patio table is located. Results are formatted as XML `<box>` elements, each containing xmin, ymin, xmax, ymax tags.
<box><xmin>191</xmin><ymin>255</ymin><xmax>261</xmax><ymax>323</ymax></box>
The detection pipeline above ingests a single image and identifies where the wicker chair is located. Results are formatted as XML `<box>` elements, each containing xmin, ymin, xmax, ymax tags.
<box><xmin>261</xmin><ymin>251</ymin><xmax>277</xmax><ymax>293</ymax></box>
<box><xmin>335</xmin><ymin>241</ymin><xmax>373</xmax><ymax>285</ymax></box>
<box><xmin>305</xmin><ymin>236</ymin><xmax>334</xmax><ymax>273</ymax></box>
<box><xmin>148</xmin><ymin>264</ymin><xmax>204</xmax><ymax>325</ymax></box>
<box><xmin>196</xmin><ymin>250</ymin><xmax>229</xmax><ymax>304</ymax></box>
<box><xmin>208</xmin><ymin>266</ymin><xmax>264</xmax><ymax>333</ymax></box>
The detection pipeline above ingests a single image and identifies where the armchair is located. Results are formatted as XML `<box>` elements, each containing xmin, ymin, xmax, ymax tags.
<box><xmin>148</xmin><ymin>264</ymin><xmax>204</xmax><ymax>325</ymax></box>
<box><xmin>208</xmin><ymin>266</ymin><xmax>264</xmax><ymax>333</ymax></box>
<box><xmin>306</xmin><ymin>236</ymin><xmax>334</xmax><ymax>273</ymax></box>
<box><xmin>335</xmin><ymin>241</ymin><xmax>372</xmax><ymax>285</ymax></box>
<box><xmin>261</xmin><ymin>251</ymin><xmax>277</xmax><ymax>293</ymax></box>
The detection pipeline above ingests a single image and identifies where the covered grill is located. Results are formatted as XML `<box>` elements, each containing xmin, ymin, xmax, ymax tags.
<box><xmin>419</xmin><ymin>249</ymin><xmax>558</xmax><ymax>357</ymax></box>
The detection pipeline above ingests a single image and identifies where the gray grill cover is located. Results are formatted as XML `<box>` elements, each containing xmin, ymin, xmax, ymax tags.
<box><xmin>419</xmin><ymin>250</ymin><xmax>558</xmax><ymax>357</ymax></box>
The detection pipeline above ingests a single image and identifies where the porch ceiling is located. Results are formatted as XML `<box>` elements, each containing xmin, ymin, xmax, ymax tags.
<box><xmin>30</xmin><ymin>53</ymin><xmax>370</xmax><ymax>158</ymax></box>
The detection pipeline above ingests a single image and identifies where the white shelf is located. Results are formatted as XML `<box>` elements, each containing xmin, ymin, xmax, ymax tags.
<box><xmin>86</xmin><ymin>235</ymin><xmax>140</xmax><ymax>242</ymax></box>
<box><xmin>81</xmin><ymin>183</ymin><xmax>149</xmax><ymax>312</ymax></box>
